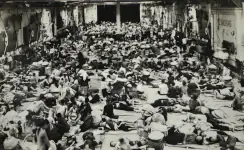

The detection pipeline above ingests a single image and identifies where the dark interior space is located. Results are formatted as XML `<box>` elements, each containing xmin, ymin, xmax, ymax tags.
<box><xmin>121</xmin><ymin>4</ymin><xmax>140</xmax><ymax>23</ymax></box>
<box><xmin>97</xmin><ymin>4</ymin><xmax>140</xmax><ymax>23</ymax></box>
<box><xmin>97</xmin><ymin>5</ymin><xmax>116</xmax><ymax>23</ymax></box>
<box><xmin>56</xmin><ymin>8</ymin><xmax>64</xmax><ymax>30</ymax></box>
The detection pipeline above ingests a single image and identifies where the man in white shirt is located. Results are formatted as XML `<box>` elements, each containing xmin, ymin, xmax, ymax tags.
<box><xmin>158</xmin><ymin>79</ymin><xmax>169</xmax><ymax>95</ymax></box>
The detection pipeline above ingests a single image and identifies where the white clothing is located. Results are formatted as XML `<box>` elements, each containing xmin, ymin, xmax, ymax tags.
<box><xmin>159</xmin><ymin>83</ymin><xmax>169</xmax><ymax>95</ymax></box>
<box><xmin>219</xmin><ymin>88</ymin><xmax>231</xmax><ymax>96</ymax></box>
<box><xmin>174</xmin><ymin>80</ymin><xmax>183</xmax><ymax>87</ymax></box>
<box><xmin>56</xmin><ymin>104</ymin><xmax>67</xmax><ymax>117</ymax></box>
<box><xmin>78</xmin><ymin>69</ymin><xmax>88</xmax><ymax>80</ymax></box>
<box><xmin>137</xmin><ymin>83</ymin><xmax>144</xmax><ymax>93</ymax></box>
<box><xmin>52</xmin><ymin>69</ymin><xmax>61</xmax><ymax>77</ymax></box>
<box><xmin>119</xmin><ymin>67</ymin><xmax>126</xmax><ymax>74</ymax></box>
<box><xmin>48</xmin><ymin>140</ymin><xmax>57</xmax><ymax>150</ymax></box>
<box><xmin>100</xmin><ymin>81</ymin><xmax>108</xmax><ymax>90</ymax></box>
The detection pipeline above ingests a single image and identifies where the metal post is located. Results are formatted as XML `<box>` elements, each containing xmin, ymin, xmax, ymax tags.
<box><xmin>116</xmin><ymin>0</ymin><xmax>121</xmax><ymax>31</ymax></box>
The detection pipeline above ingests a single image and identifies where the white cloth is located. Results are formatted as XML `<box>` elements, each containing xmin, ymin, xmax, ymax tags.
<box><xmin>100</xmin><ymin>81</ymin><xmax>108</xmax><ymax>90</ymax></box>
<box><xmin>4</xmin><ymin>137</ymin><xmax>19</xmax><ymax>150</ymax></box>
<box><xmin>174</xmin><ymin>80</ymin><xmax>183</xmax><ymax>87</ymax></box>
<box><xmin>48</xmin><ymin>140</ymin><xmax>57</xmax><ymax>150</ymax></box>
<box><xmin>159</xmin><ymin>83</ymin><xmax>168</xmax><ymax>95</ymax></box>
<box><xmin>142</xmin><ymin>104</ymin><xmax>156</xmax><ymax>117</ymax></box>
<box><xmin>119</xmin><ymin>67</ymin><xmax>126</xmax><ymax>74</ymax></box>
<box><xmin>219</xmin><ymin>88</ymin><xmax>231</xmax><ymax>96</ymax></box>
<box><xmin>56</xmin><ymin>104</ymin><xmax>67</xmax><ymax>117</ymax></box>
<box><xmin>78</xmin><ymin>69</ymin><xmax>88</xmax><ymax>80</ymax></box>
<box><xmin>59</xmin><ymin>87</ymin><xmax>75</xmax><ymax>100</ymax></box>
<box><xmin>7</xmin><ymin>56</ymin><xmax>13</xmax><ymax>63</ymax></box>
<box><xmin>137</xmin><ymin>83</ymin><xmax>144</xmax><ymax>93</ymax></box>
<box><xmin>52</xmin><ymin>69</ymin><xmax>61</xmax><ymax>77</ymax></box>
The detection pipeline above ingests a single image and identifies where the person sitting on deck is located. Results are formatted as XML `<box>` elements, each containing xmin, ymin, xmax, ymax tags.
<box><xmin>231</xmin><ymin>89</ymin><xmax>244</xmax><ymax>111</ymax></box>
<box><xmin>167</xmin><ymin>82</ymin><xmax>181</xmax><ymax>98</ymax></box>
<box><xmin>103</xmin><ymin>99</ymin><xmax>118</xmax><ymax>119</ymax></box>
<box><xmin>55</xmin><ymin>113</ymin><xmax>70</xmax><ymax>136</ymax></box>
<box><xmin>56</xmin><ymin>99</ymin><xmax>68</xmax><ymax>118</ymax></box>
<box><xmin>189</xmin><ymin>95</ymin><xmax>203</xmax><ymax>113</ymax></box>
<box><xmin>158</xmin><ymin>79</ymin><xmax>168</xmax><ymax>95</ymax></box>
<box><xmin>79</xmin><ymin>98</ymin><xmax>92</xmax><ymax>121</ymax></box>
<box><xmin>67</xmin><ymin>103</ymin><xmax>80</xmax><ymax>124</ymax></box>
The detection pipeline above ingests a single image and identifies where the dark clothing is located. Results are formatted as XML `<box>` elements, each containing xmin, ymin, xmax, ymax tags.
<box><xmin>0</xmin><ymin>132</ymin><xmax>8</xmax><ymax>150</ymax></box>
<box><xmin>80</xmin><ymin>139</ymin><xmax>98</xmax><ymax>150</ymax></box>
<box><xmin>232</xmin><ymin>95</ymin><xmax>244</xmax><ymax>111</ymax></box>
<box><xmin>165</xmin><ymin>127</ymin><xmax>197</xmax><ymax>145</ymax></box>
<box><xmin>168</xmin><ymin>86</ymin><xmax>180</xmax><ymax>98</ymax></box>
<box><xmin>80</xmin><ymin>103</ymin><xmax>92</xmax><ymax>121</ymax></box>
<box><xmin>79</xmin><ymin>78</ymin><xmax>89</xmax><ymax>87</ymax></box>
<box><xmin>56</xmin><ymin>117</ymin><xmax>70</xmax><ymax>135</ymax></box>
<box><xmin>82</xmin><ymin>132</ymin><xmax>94</xmax><ymax>141</ymax></box>
<box><xmin>46</xmin><ymin>125</ymin><xmax>62</xmax><ymax>142</ymax></box>
<box><xmin>205</xmin><ymin>114</ymin><xmax>230</xmax><ymax>130</ymax></box>
<box><xmin>165</xmin><ymin>127</ymin><xmax>185</xmax><ymax>145</ymax></box>
<box><xmin>168</xmin><ymin>76</ymin><xmax>174</xmax><ymax>85</ymax></box>
<box><xmin>102</xmin><ymin>89</ymin><xmax>109</xmax><ymax>98</ymax></box>
<box><xmin>90</xmin><ymin>94</ymin><xmax>101</xmax><ymax>104</ymax></box>
<box><xmin>118</xmin><ymin>123</ymin><xmax>132</xmax><ymax>132</ymax></box>
<box><xmin>151</xmin><ymin>99</ymin><xmax>176</xmax><ymax>108</ymax></box>
<box><xmin>114</xmin><ymin>103</ymin><xmax>134</xmax><ymax>111</ymax></box>
<box><xmin>44</xmin><ymin>97</ymin><xmax>57</xmax><ymax>108</ymax></box>
<box><xmin>80</xmin><ymin>114</ymin><xmax>94</xmax><ymax>132</ymax></box>
<box><xmin>189</xmin><ymin>99</ymin><xmax>201</xmax><ymax>112</ymax></box>
<box><xmin>78</xmin><ymin>52</ymin><xmax>86</xmax><ymax>68</ymax></box>
<box><xmin>103</xmin><ymin>104</ymin><xmax>115</xmax><ymax>118</ymax></box>
<box><xmin>17</xmin><ymin>125</ymin><xmax>23</xmax><ymax>137</ymax></box>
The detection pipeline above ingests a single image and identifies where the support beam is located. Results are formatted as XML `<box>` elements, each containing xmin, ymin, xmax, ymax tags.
<box><xmin>116</xmin><ymin>0</ymin><xmax>121</xmax><ymax>31</ymax></box>
<box><xmin>54</xmin><ymin>8</ymin><xmax>57</xmax><ymax>36</ymax></box>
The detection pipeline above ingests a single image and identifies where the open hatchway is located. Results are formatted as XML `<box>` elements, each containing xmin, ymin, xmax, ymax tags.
<box><xmin>97</xmin><ymin>4</ymin><xmax>140</xmax><ymax>23</ymax></box>
<box><xmin>97</xmin><ymin>5</ymin><xmax>116</xmax><ymax>23</ymax></box>
<box><xmin>121</xmin><ymin>4</ymin><xmax>140</xmax><ymax>23</ymax></box>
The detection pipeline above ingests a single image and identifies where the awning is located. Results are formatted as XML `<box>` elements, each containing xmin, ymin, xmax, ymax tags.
<box><xmin>231</xmin><ymin>0</ymin><xmax>242</xmax><ymax>7</ymax></box>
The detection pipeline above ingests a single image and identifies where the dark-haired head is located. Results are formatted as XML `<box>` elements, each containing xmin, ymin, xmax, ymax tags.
<box><xmin>56</xmin><ymin>113</ymin><xmax>62</xmax><ymax>118</ymax></box>
<box><xmin>119</xmin><ymin>138</ymin><xmax>125</xmax><ymax>143</ymax></box>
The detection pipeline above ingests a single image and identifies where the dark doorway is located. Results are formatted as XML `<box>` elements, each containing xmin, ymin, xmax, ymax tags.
<box><xmin>121</xmin><ymin>4</ymin><xmax>140</xmax><ymax>23</ymax></box>
<box><xmin>97</xmin><ymin>5</ymin><xmax>116</xmax><ymax>23</ymax></box>
<box><xmin>56</xmin><ymin>8</ymin><xmax>64</xmax><ymax>30</ymax></box>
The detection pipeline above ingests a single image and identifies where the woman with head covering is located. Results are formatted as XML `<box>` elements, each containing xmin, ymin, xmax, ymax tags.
<box><xmin>34</xmin><ymin>120</ymin><xmax>50</xmax><ymax>150</ymax></box>
<box><xmin>3</xmin><ymin>127</ymin><xmax>22</xmax><ymax>150</ymax></box>
<box><xmin>232</xmin><ymin>89</ymin><xmax>244</xmax><ymax>111</ymax></box>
